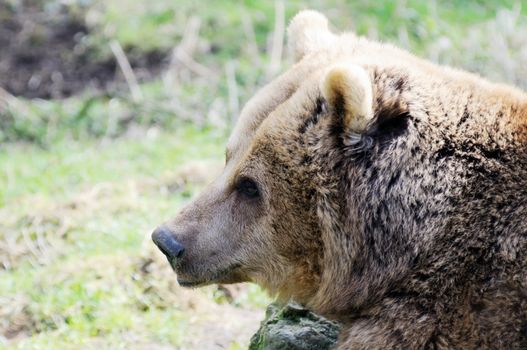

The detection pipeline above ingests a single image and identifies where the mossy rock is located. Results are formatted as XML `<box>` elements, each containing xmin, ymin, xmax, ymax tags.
<box><xmin>249</xmin><ymin>302</ymin><xmax>341</xmax><ymax>350</ymax></box>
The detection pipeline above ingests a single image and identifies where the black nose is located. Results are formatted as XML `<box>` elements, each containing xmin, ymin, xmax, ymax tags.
<box><xmin>152</xmin><ymin>226</ymin><xmax>185</xmax><ymax>260</ymax></box>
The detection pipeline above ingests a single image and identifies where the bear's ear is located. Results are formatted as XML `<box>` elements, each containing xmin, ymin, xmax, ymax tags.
<box><xmin>287</xmin><ymin>10</ymin><xmax>336</xmax><ymax>62</ymax></box>
<box><xmin>321</xmin><ymin>64</ymin><xmax>374</xmax><ymax>135</ymax></box>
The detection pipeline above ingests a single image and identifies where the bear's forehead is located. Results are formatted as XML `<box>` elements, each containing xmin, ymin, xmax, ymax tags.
<box><xmin>226</xmin><ymin>56</ymin><xmax>329</xmax><ymax>162</ymax></box>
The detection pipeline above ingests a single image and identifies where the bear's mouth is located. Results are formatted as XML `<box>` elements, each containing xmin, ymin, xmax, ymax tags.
<box><xmin>175</xmin><ymin>262</ymin><xmax>244</xmax><ymax>288</ymax></box>
<box><xmin>176</xmin><ymin>278</ymin><xmax>207</xmax><ymax>288</ymax></box>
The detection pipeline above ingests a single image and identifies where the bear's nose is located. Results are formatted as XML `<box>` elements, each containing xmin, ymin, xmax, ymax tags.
<box><xmin>152</xmin><ymin>226</ymin><xmax>185</xmax><ymax>260</ymax></box>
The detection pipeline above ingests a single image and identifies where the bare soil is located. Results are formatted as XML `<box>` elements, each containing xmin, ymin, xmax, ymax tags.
<box><xmin>0</xmin><ymin>1</ymin><xmax>168</xmax><ymax>99</ymax></box>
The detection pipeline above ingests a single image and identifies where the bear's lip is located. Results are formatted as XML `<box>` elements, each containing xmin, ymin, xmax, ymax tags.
<box><xmin>177</xmin><ymin>278</ymin><xmax>207</xmax><ymax>288</ymax></box>
<box><xmin>175</xmin><ymin>262</ymin><xmax>244</xmax><ymax>288</ymax></box>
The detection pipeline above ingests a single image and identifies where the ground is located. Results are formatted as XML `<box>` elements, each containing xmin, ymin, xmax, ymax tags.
<box><xmin>0</xmin><ymin>0</ymin><xmax>526</xmax><ymax>349</ymax></box>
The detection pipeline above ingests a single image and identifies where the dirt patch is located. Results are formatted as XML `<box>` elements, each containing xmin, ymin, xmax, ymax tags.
<box><xmin>0</xmin><ymin>1</ymin><xmax>168</xmax><ymax>99</ymax></box>
<box><xmin>0</xmin><ymin>295</ymin><xmax>37</xmax><ymax>341</ymax></box>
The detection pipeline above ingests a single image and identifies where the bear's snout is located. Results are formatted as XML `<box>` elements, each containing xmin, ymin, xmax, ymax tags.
<box><xmin>152</xmin><ymin>226</ymin><xmax>185</xmax><ymax>262</ymax></box>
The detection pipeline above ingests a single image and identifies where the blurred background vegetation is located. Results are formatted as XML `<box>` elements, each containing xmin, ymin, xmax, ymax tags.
<box><xmin>0</xmin><ymin>0</ymin><xmax>526</xmax><ymax>349</ymax></box>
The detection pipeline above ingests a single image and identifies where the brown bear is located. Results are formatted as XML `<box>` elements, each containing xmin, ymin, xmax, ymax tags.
<box><xmin>152</xmin><ymin>10</ymin><xmax>527</xmax><ymax>349</ymax></box>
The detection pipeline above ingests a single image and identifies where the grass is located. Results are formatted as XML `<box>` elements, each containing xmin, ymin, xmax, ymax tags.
<box><xmin>1</xmin><ymin>126</ymin><xmax>225</xmax><ymax>204</ymax></box>
<box><xmin>1</xmin><ymin>0</ymin><xmax>526</xmax><ymax>349</ymax></box>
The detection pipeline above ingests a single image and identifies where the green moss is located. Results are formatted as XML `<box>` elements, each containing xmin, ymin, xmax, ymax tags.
<box><xmin>249</xmin><ymin>303</ymin><xmax>341</xmax><ymax>350</ymax></box>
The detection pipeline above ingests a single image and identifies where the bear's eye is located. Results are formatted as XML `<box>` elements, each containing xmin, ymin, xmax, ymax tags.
<box><xmin>236</xmin><ymin>178</ymin><xmax>259</xmax><ymax>198</ymax></box>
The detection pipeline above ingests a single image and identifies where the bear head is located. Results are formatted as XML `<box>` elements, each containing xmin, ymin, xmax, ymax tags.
<box><xmin>151</xmin><ymin>10</ymin><xmax>478</xmax><ymax>316</ymax></box>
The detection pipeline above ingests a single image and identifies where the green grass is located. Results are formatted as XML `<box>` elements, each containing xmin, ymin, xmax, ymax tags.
<box><xmin>0</xmin><ymin>125</ymin><xmax>224</xmax><ymax>204</ymax></box>
<box><xmin>1</xmin><ymin>0</ymin><xmax>526</xmax><ymax>349</ymax></box>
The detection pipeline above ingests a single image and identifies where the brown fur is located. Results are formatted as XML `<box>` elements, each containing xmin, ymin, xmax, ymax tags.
<box><xmin>155</xmin><ymin>10</ymin><xmax>527</xmax><ymax>349</ymax></box>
